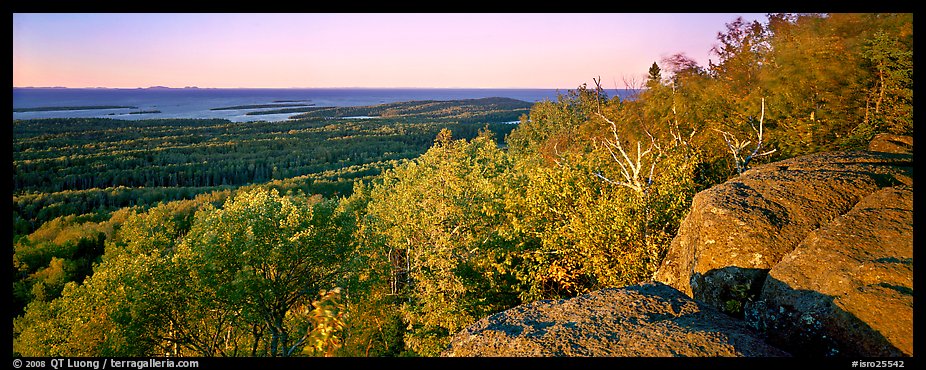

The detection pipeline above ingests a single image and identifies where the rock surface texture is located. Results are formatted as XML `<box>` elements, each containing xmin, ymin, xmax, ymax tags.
<box><xmin>653</xmin><ymin>145</ymin><xmax>913</xmax><ymax>357</ymax></box>
<box><xmin>444</xmin><ymin>137</ymin><xmax>912</xmax><ymax>358</ymax></box>
<box><xmin>441</xmin><ymin>282</ymin><xmax>790</xmax><ymax>357</ymax></box>
<box><xmin>746</xmin><ymin>186</ymin><xmax>913</xmax><ymax>356</ymax></box>
<box><xmin>654</xmin><ymin>150</ymin><xmax>912</xmax><ymax>313</ymax></box>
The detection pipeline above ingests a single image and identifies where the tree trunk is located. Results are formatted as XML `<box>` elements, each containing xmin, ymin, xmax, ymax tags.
<box><xmin>876</xmin><ymin>63</ymin><xmax>885</xmax><ymax>114</ymax></box>
<box><xmin>269</xmin><ymin>315</ymin><xmax>288</xmax><ymax>357</ymax></box>
<box><xmin>250</xmin><ymin>325</ymin><xmax>261</xmax><ymax>356</ymax></box>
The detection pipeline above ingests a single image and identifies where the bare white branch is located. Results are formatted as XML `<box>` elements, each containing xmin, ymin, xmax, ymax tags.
<box><xmin>715</xmin><ymin>98</ymin><xmax>776</xmax><ymax>175</ymax></box>
<box><xmin>591</xmin><ymin>76</ymin><xmax>662</xmax><ymax>194</ymax></box>
<box><xmin>552</xmin><ymin>142</ymin><xmax>569</xmax><ymax>168</ymax></box>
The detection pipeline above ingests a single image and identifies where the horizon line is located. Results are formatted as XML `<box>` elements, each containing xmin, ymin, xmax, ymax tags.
<box><xmin>13</xmin><ymin>85</ymin><xmax>600</xmax><ymax>90</ymax></box>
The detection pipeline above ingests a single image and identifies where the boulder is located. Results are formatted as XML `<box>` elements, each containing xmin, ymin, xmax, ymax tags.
<box><xmin>745</xmin><ymin>186</ymin><xmax>913</xmax><ymax>357</ymax></box>
<box><xmin>443</xmin><ymin>138</ymin><xmax>913</xmax><ymax>358</ymax></box>
<box><xmin>654</xmin><ymin>150</ymin><xmax>912</xmax><ymax>314</ymax></box>
<box><xmin>442</xmin><ymin>282</ymin><xmax>789</xmax><ymax>357</ymax></box>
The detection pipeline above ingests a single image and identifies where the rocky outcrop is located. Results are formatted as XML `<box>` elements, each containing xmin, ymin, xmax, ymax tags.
<box><xmin>653</xmin><ymin>142</ymin><xmax>913</xmax><ymax>357</ymax></box>
<box><xmin>444</xmin><ymin>137</ymin><xmax>912</xmax><ymax>358</ymax></box>
<box><xmin>746</xmin><ymin>186</ymin><xmax>913</xmax><ymax>357</ymax></box>
<box><xmin>654</xmin><ymin>150</ymin><xmax>912</xmax><ymax>314</ymax></box>
<box><xmin>442</xmin><ymin>282</ymin><xmax>790</xmax><ymax>357</ymax></box>
<box><xmin>868</xmin><ymin>133</ymin><xmax>913</xmax><ymax>155</ymax></box>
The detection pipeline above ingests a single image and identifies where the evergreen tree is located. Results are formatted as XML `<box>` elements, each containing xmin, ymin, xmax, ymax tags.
<box><xmin>646</xmin><ymin>62</ymin><xmax>662</xmax><ymax>88</ymax></box>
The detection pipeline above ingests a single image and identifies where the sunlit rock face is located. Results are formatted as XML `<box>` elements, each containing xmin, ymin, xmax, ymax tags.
<box><xmin>445</xmin><ymin>136</ymin><xmax>912</xmax><ymax>358</ymax></box>
<box><xmin>442</xmin><ymin>282</ymin><xmax>790</xmax><ymax>357</ymax></box>
<box><xmin>653</xmin><ymin>136</ymin><xmax>912</xmax><ymax>357</ymax></box>
<box><xmin>746</xmin><ymin>186</ymin><xmax>912</xmax><ymax>357</ymax></box>
<box><xmin>655</xmin><ymin>150</ymin><xmax>911</xmax><ymax>313</ymax></box>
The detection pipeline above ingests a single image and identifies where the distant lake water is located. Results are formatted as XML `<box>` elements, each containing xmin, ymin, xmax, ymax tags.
<box><xmin>12</xmin><ymin>88</ymin><xmax>638</xmax><ymax>122</ymax></box>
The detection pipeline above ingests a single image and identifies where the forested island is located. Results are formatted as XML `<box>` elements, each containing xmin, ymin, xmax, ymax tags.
<box><xmin>12</xmin><ymin>14</ymin><xmax>912</xmax><ymax>358</ymax></box>
<box><xmin>13</xmin><ymin>105</ymin><xmax>138</xmax><ymax>112</ymax></box>
<box><xmin>210</xmin><ymin>103</ymin><xmax>314</xmax><ymax>110</ymax></box>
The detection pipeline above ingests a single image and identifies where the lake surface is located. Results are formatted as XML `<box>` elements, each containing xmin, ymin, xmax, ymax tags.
<box><xmin>12</xmin><ymin>88</ymin><xmax>639</xmax><ymax>122</ymax></box>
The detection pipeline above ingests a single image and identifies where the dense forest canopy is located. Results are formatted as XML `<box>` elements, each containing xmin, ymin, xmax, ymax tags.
<box><xmin>12</xmin><ymin>13</ymin><xmax>912</xmax><ymax>357</ymax></box>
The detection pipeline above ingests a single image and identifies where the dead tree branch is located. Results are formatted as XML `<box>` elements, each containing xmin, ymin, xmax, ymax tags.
<box><xmin>713</xmin><ymin>98</ymin><xmax>776</xmax><ymax>175</ymax></box>
<box><xmin>591</xmin><ymin>76</ymin><xmax>662</xmax><ymax>194</ymax></box>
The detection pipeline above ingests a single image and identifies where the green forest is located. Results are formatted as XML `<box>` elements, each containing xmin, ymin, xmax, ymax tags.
<box><xmin>12</xmin><ymin>13</ymin><xmax>912</xmax><ymax>357</ymax></box>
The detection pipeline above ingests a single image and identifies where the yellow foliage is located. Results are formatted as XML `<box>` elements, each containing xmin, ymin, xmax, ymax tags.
<box><xmin>304</xmin><ymin>287</ymin><xmax>346</xmax><ymax>357</ymax></box>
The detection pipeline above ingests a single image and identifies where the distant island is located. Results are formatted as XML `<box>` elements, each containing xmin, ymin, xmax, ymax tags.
<box><xmin>210</xmin><ymin>103</ymin><xmax>314</xmax><ymax>111</ymax></box>
<box><xmin>245</xmin><ymin>106</ymin><xmax>329</xmax><ymax>115</ymax></box>
<box><xmin>13</xmin><ymin>105</ymin><xmax>138</xmax><ymax>112</ymax></box>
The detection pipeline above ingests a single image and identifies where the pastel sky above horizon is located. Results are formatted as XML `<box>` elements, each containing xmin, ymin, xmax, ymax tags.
<box><xmin>13</xmin><ymin>13</ymin><xmax>768</xmax><ymax>89</ymax></box>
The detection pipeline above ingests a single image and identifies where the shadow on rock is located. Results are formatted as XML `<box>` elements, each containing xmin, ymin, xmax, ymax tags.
<box><xmin>745</xmin><ymin>275</ymin><xmax>910</xmax><ymax>357</ymax></box>
<box><xmin>692</xmin><ymin>266</ymin><xmax>769</xmax><ymax>319</ymax></box>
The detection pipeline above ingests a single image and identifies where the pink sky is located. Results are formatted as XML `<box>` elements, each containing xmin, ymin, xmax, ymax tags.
<box><xmin>13</xmin><ymin>13</ymin><xmax>767</xmax><ymax>89</ymax></box>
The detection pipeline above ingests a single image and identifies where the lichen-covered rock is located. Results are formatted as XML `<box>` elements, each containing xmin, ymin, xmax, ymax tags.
<box><xmin>654</xmin><ymin>150</ymin><xmax>912</xmax><ymax>314</ymax></box>
<box><xmin>441</xmin><ymin>282</ymin><xmax>789</xmax><ymax>357</ymax></box>
<box><xmin>745</xmin><ymin>186</ymin><xmax>913</xmax><ymax>357</ymax></box>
